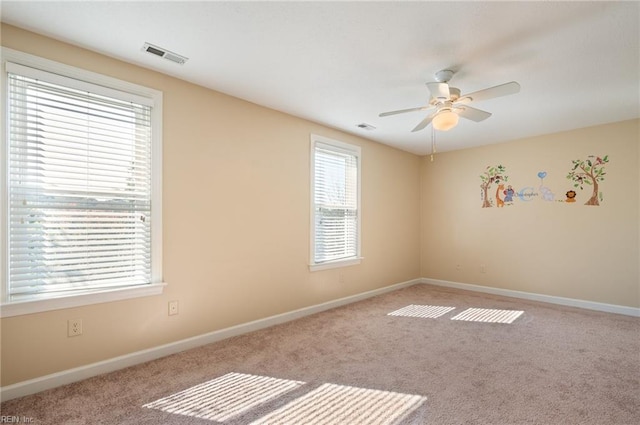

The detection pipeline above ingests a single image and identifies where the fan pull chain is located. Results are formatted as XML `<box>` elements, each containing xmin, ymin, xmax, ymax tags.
<box><xmin>430</xmin><ymin>126</ymin><xmax>436</xmax><ymax>162</ymax></box>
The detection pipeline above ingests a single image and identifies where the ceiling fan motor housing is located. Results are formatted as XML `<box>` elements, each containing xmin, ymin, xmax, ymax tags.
<box><xmin>430</xmin><ymin>87</ymin><xmax>460</xmax><ymax>106</ymax></box>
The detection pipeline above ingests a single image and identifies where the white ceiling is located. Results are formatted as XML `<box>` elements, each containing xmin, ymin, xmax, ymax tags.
<box><xmin>2</xmin><ymin>1</ymin><xmax>639</xmax><ymax>155</ymax></box>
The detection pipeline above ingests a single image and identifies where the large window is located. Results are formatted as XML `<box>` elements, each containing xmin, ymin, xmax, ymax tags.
<box><xmin>1</xmin><ymin>49</ymin><xmax>164</xmax><ymax>316</ymax></box>
<box><xmin>310</xmin><ymin>135</ymin><xmax>361</xmax><ymax>271</ymax></box>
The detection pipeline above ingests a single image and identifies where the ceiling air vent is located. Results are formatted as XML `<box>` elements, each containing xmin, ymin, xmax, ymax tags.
<box><xmin>357</xmin><ymin>123</ymin><xmax>376</xmax><ymax>131</ymax></box>
<box><xmin>142</xmin><ymin>42</ymin><xmax>188</xmax><ymax>65</ymax></box>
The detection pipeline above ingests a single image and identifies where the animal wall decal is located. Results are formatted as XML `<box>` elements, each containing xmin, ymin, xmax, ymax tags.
<box><xmin>479</xmin><ymin>155</ymin><xmax>609</xmax><ymax>208</ymax></box>
<box><xmin>566</xmin><ymin>155</ymin><xmax>609</xmax><ymax>206</ymax></box>
<box><xmin>537</xmin><ymin>171</ymin><xmax>555</xmax><ymax>201</ymax></box>
<box><xmin>479</xmin><ymin>165</ymin><xmax>508</xmax><ymax>208</ymax></box>
<box><xmin>495</xmin><ymin>184</ymin><xmax>505</xmax><ymax>208</ymax></box>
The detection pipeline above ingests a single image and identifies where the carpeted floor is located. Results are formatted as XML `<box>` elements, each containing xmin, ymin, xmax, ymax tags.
<box><xmin>2</xmin><ymin>284</ymin><xmax>639</xmax><ymax>424</ymax></box>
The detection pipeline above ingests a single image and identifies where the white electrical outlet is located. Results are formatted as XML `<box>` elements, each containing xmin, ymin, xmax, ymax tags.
<box><xmin>168</xmin><ymin>300</ymin><xmax>179</xmax><ymax>316</ymax></box>
<box><xmin>67</xmin><ymin>319</ymin><xmax>83</xmax><ymax>337</ymax></box>
<box><xmin>480</xmin><ymin>264</ymin><xmax>487</xmax><ymax>273</ymax></box>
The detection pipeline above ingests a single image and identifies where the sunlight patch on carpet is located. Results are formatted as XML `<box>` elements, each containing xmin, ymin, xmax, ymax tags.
<box><xmin>249</xmin><ymin>383</ymin><xmax>426</xmax><ymax>425</ymax></box>
<box><xmin>450</xmin><ymin>308</ymin><xmax>524</xmax><ymax>324</ymax></box>
<box><xmin>388</xmin><ymin>304</ymin><xmax>456</xmax><ymax>319</ymax></box>
<box><xmin>143</xmin><ymin>372</ymin><xmax>305</xmax><ymax>422</ymax></box>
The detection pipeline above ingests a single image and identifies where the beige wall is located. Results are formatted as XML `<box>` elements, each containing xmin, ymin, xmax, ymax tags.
<box><xmin>0</xmin><ymin>25</ymin><xmax>421</xmax><ymax>386</ymax></box>
<box><xmin>420</xmin><ymin>119</ymin><xmax>640</xmax><ymax>308</ymax></box>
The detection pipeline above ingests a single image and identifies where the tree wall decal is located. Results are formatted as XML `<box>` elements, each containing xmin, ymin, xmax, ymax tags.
<box><xmin>479</xmin><ymin>165</ymin><xmax>508</xmax><ymax>208</ymax></box>
<box><xmin>566</xmin><ymin>155</ymin><xmax>609</xmax><ymax>206</ymax></box>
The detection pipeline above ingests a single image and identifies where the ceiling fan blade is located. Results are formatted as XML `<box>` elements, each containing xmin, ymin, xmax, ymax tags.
<box><xmin>379</xmin><ymin>106</ymin><xmax>430</xmax><ymax>117</ymax></box>
<box><xmin>458</xmin><ymin>81</ymin><xmax>520</xmax><ymax>104</ymax></box>
<box><xmin>426</xmin><ymin>82</ymin><xmax>450</xmax><ymax>101</ymax></box>
<box><xmin>456</xmin><ymin>105</ymin><xmax>492</xmax><ymax>122</ymax></box>
<box><xmin>411</xmin><ymin>113</ymin><xmax>436</xmax><ymax>132</ymax></box>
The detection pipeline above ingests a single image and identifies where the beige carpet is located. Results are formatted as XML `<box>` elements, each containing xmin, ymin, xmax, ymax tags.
<box><xmin>1</xmin><ymin>284</ymin><xmax>639</xmax><ymax>424</ymax></box>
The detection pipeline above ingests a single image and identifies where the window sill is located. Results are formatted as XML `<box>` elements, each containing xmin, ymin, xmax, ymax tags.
<box><xmin>309</xmin><ymin>257</ymin><xmax>363</xmax><ymax>272</ymax></box>
<box><xmin>0</xmin><ymin>283</ymin><xmax>167</xmax><ymax>318</ymax></box>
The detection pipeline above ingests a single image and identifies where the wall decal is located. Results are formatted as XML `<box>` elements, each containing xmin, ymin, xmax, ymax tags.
<box><xmin>504</xmin><ymin>185</ymin><xmax>515</xmax><ymax>203</ymax></box>
<box><xmin>496</xmin><ymin>184</ymin><xmax>516</xmax><ymax>206</ymax></box>
<box><xmin>496</xmin><ymin>183</ymin><xmax>505</xmax><ymax>207</ymax></box>
<box><xmin>537</xmin><ymin>171</ymin><xmax>556</xmax><ymax>201</ymax></box>
<box><xmin>479</xmin><ymin>165</ymin><xmax>508</xmax><ymax>208</ymax></box>
<box><xmin>480</xmin><ymin>156</ymin><xmax>609</xmax><ymax>208</ymax></box>
<box><xmin>539</xmin><ymin>186</ymin><xmax>555</xmax><ymax>201</ymax></box>
<box><xmin>516</xmin><ymin>187</ymin><xmax>536</xmax><ymax>202</ymax></box>
<box><xmin>565</xmin><ymin>190</ymin><xmax>577</xmax><ymax>203</ymax></box>
<box><xmin>566</xmin><ymin>155</ymin><xmax>609</xmax><ymax>206</ymax></box>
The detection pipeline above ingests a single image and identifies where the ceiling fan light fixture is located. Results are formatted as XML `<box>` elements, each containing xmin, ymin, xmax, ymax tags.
<box><xmin>432</xmin><ymin>110</ymin><xmax>459</xmax><ymax>131</ymax></box>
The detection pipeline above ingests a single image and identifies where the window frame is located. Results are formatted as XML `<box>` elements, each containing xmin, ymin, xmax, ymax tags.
<box><xmin>0</xmin><ymin>48</ymin><xmax>165</xmax><ymax>317</ymax></box>
<box><xmin>309</xmin><ymin>134</ymin><xmax>362</xmax><ymax>272</ymax></box>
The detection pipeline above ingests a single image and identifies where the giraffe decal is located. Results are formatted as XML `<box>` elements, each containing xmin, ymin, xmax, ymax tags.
<box><xmin>479</xmin><ymin>165</ymin><xmax>508</xmax><ymax>208</ymax></box>
<box><xmin>495</xmin><ymin>184</ymin><xmax>505</xmax><ymax>208</ymax></box>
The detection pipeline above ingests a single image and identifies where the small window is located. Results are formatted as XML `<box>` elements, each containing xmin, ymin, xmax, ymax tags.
<box><xmin>1</xmin><ymin>49</ymin><xmax>164</xmax><ymax>316</ymax></box>
<box><xmin>310</xmin><ymin>135</ymin><xmax>361</xmax><ymax>271</ymax></box>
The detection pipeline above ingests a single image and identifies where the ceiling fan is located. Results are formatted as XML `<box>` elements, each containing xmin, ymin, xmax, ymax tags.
<box><xmin>379</xmin><ymin>70</ymin><xmax>520</xmax><ymax>132</ymax></box>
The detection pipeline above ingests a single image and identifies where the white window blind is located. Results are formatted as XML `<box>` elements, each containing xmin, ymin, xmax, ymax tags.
<box><xmin>311</xmin><ymin>137</ymin><xmax>360</xmax><ymax>267</ymax></box>
<box><xmin>6</xmin><ymin>63</ymin><xmax>154</xmax><ymax>302</ymax></box>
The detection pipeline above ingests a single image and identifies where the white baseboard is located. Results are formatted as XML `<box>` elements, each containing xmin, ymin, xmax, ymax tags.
<box><xmin>0</xmin><ymin>278</ymin><xmax>420</xmax><ymax>402</ymax></box>
<box><xmin>421</xmin><ymin>277</ymin><xmax>640</xmax><ymax>317</ymax></box>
